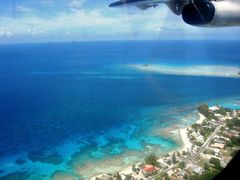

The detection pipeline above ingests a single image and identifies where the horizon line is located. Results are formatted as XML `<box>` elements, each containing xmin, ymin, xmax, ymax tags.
<box><xmin>1</xmin><ymin>38</ymin><xmax>240</xmax><ymax>45</ymax></box>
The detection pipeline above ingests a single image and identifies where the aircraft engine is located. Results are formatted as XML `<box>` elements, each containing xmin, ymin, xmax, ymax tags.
<box><xmin>182</xmin><ymin>1</ymin><xmax>240</xmax><ymax>27</ymax></box>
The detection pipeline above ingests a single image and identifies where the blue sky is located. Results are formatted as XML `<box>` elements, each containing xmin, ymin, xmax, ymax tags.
<box><xmin>0</xmin><ymin>0</ymin><xmax>240</xmax><ymax>43</ymax></box>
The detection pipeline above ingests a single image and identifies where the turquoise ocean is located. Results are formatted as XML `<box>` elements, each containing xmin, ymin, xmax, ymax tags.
<box><xmin>0</xmin><ymin>40</ymin><xmax>240</xmax><ymax>179</ymax></box>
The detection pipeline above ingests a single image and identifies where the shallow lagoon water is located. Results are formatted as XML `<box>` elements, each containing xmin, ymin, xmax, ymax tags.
<box><xmin>0</xmin><ymin>41</ymin><xmax>240</xmax><ymax>179</ymax></box>
<box><xmin>1</xmin><ymin>97</ymin><xmax>240</xmax><ymax>179</ymax></box>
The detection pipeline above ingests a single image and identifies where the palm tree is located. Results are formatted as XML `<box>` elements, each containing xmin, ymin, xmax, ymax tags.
<box><xmin>114</xmin><ymin>172</ymin><xmax>122</xmax><ymax>180</ymax></box>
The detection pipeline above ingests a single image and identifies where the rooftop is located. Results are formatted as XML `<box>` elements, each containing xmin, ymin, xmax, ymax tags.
<box><xmin>143</xmin><ymin>165</ymin><xmax>156</xmax><ymax>173</ymax></box>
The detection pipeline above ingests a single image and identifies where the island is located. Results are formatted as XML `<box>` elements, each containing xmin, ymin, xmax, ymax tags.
<box><xmin>92</xmin><ymin>104</ymin><xmax>240</xmax><ymax>180</ymax></box>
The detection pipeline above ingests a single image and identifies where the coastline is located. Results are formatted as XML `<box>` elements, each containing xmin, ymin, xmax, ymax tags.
<box><xmin>2</xmin><ymin>100</ymin><xmax>239</xmax><ymax>180</ymax></box>
<box><xmin>179</xmin><ymin>128</ymin><xmax>192</xmax><ymax>152</ymax></box>
<box><xmin>92</xmin><ymin>110</ymin><xmax>206</xmax><ymax>179</ymax></box>
<box><xmin>166</xmin><ymin>112</ymin><xmax>205</xmax><ymax>155</ymax></box>
<box><xmin>178</xmin><ymin>112</ymin><xmax>206</xmax><ymax>152</ymax></box>
<box><xmin>196</xmin><ymin>113</ymin><xmax>205</xmax><ymax>124</ymax></box>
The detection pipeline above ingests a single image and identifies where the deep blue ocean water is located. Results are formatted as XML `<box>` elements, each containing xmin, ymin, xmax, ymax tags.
<box><xmin>0</xmin><ymin>40</ymin><xmax>240</xmax><ymax>179</ymax></box>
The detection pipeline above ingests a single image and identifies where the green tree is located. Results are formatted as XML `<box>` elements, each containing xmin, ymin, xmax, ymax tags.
<box><xmin>204</xmin><ymin>162</ymin><xmax>210</xmax><ymax>171</ymax></box>
<box><xmin>144</xmin><ymin>154</ymin><xmax>158</xmax><ymax>166</ymax></box>
<box><xmin>231</xmin><ymin>149</ymin><xmax>238</xmax><ymax>157</ymax></box>
<box><xmin>227</xmin><ymin>118</ymin><xmax>240</xmax><ymax>128</ymax></box>
<box><xmin>177</xmin><ymin>151</ymin><xmax>181</xmax><ymax>157</ymax></box>
<box><xmin>197</xmin><ymin>104</ymin><xmax>219</xmax><ymax>120</ymax></box>
<box><xmin>220</xmin><ymin>127</ymin><xmax>225</xmax><ymax>131</ymax></box>
<box><xmin>172</xmin><ymin>153</ymin><xmax>177</xmax><ymax>164</ymax></box>
<box><xmin>132</xmin><ymin>164</ymin><xmax>140</xmax><ymax>174</ymax></box>
<box><xmin>114</xmin><ymin>172</ymin><xmax>122</xmax><ymax>180</ymax></box>
<box><xmin>209</xmin><ymin>157</ymin><xmax>222</xmax><ymax>170</ymax></box>
<box><xmin>178</xmin><ymin>161</ymin><xmax>186</xmax><ymax>169</ymax></box>
<box><xmin>132</xmin><ymin>165</ymin><xmax>136</xmax><ymax>172</ymax></box>
<box><xmin>198</xmin><ymin>169</ymin><xmax>220</xmax><ymax>180</ymax></box>
<box><xmin>166</xmin><ymin>159</ymin><xmax>171</xmax><ymax>166</ymax></box>
<box><xmin>156</xmin><ymin>173</ymin><xmax>170</xmax><ymax>180</ymax></box>
<box><xmin>164</xmin><ymin>173</ymin><xmax>170</xmax><ymax>180</ymax></box>
<box><xmin>195</xmin><ymin>141</ymin><xmax>203</xmax><ymax>146</ymax></box>
<box><xmin>191</xmin><ymin>124</ymin><xmax>200</xmax><ymax>132</ymax></box>
<box><xmin>123</xmin><ymin>174</ymin><xmax>132</xmax><ymax>180</ymax></box>
<box><xmin>203</xmin><ymin>149</ymin><xmax>215</xmax><ymax>155</ymax></box>
<box><xmin>197</xmin><ymin>104</ymin><xmax>209</xmax><ymax>117</ymax></box>
<box><xmin>200</xmin><ymin>127</ymin><xmax>212</xmax><ymax>138</ymax></box>
<box><xmin>215</xmin><ymin>107</ymin><xmax>227</xmax><ymax>115</ymax></box>
<box><xmin>230</xmin><ymin>136</ymin><xmax>240</xmax><ymax>146</ymax></box>
<box><xmin>182</xmin><ymin>151</ymin><xmax>187</xmax><ymax>155</ymax></box>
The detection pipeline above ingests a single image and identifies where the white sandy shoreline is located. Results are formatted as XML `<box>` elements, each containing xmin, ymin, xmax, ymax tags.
<box><xmin>128</xmin><ymin>64</ymin><xmax>240</xmax><ymax>78</ymax></box>
<box><xmin>179</xmin><ymin>112</ymin><xmax>206</xmax><ymax>151</ymax></box>
<box><xmin>179</xmin><ymin>128</ymin><xmax>192</xmax><ymax>152</ymax></box>
<box><xmin>196</xmin><ymin>113</ymin><xmax>205</xmax><ymax>124</ymax></box>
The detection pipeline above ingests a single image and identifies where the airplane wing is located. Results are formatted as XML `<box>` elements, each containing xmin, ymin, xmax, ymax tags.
<box><xmin>136</xmin><ymin>4</ymin><xmax>157</xmax><ymax>10</ymax></box>
<box><xmin>109</xmin><ymin>0</ymin><xmax>168</xmax><ymax>10</ymax></box>
<box><xmin>109</xmin><ymin>0</ymin><xmax>187</xmax><ymax>15</ymax></box>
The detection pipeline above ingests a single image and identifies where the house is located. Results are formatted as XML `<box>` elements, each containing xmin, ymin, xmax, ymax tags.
<box><xmin>219</xmin><ymin>136</ymin><xmax>230</xmax><ymax>142</ymax></box>
<box><xmin>232</xmin><ymin>110</ymin><xmax>238</xmax><ymax>118</ymax></box>
<box><xmin>170</xmin><ymin>174</ymin><xmax>184</xmax><ymax>180</ymax></box>
<box><xmin>213</xmin><ymin>138</ymin><xmax>226</xmax><ymax>144</ymax></box>
<box><xmin>202</xmin><ymin>125</ymin><xmax>212</xmax><ymax>129</ymax></box>
<box><xmin>191</xmin><ymin>132</ymin><xmax>198</xmax><ymax>138</ymax></box>
<box><xmin>209</xmin><ymin>106</ymin><xmax>220</xmax><ymax>111</ymax></box>
<box><xmin>210</xmin><ymin>147</ymin><xmax>220</xmax><ymax>153</ymax></box>
<box><xmin>196</xmin><ymin>136</ymin><xmax>205</xmax><ymax>144</ymax></box>
<box><xmin>141</xmin><ymin>165</ymin><xmax>157</xmax><ymax>177</ymax></box>
<box><xmin>218</xmin><ymin>119</ymin><xmax>225</xmax><ymax>125</ymax></box>
<box><xmin>192</xmin><ymin>166</ymin><xmax>203</xmax><ymax>175</ymax></box>
<box><xmin>229</xmin><ymin>130</ymin><xmax>239</xmax><ymax>136</ymax></box>
<box><xmin>223</xmin><ymin>131</ymin><xmax>234</xmax><ymax>138</ymax></box>
<box><xmin>209</xmin><ymin>121</ymin><xmax>218</xmax><ymax>128</ymax></box>
<box><xmin>210</xmin><ymin>143</ymin><xmax>225</xmax><ymax>149</ymax></box>
<box><xmin>215</xmin><ymin>114</ymin><xmax>223</xmax><ymax>118</ymax></box>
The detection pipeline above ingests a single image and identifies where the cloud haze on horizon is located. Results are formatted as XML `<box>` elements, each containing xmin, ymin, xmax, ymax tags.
<box><xmin>0</xmin><ymin>0</ymin><xmax>240</xmax><ymax>43</ymax></box>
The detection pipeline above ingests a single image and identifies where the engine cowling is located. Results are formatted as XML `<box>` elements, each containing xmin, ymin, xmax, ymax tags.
<box><xmin>182</xmin><ymin>1</ymin><xmax>240</xmax><ymax>27</ymax></box>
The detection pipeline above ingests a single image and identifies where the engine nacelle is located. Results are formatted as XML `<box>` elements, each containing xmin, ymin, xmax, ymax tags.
<box><xmin>182</xmin><ymin>1</ymin><xmax>240</xmax><ymax>27</ymax></box>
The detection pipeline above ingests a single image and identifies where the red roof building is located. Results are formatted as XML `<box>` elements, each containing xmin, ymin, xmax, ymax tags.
<box><xmin>142</xmin><ymin>165</ymin><xmax>157</xmax><ymax>177</ymax></box>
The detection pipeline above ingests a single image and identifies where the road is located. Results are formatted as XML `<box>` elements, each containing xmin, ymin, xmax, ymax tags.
<box><xmin>149</xmin><ymin>124</ymin><xmax>222</xmax><ymax>180</ymax></box>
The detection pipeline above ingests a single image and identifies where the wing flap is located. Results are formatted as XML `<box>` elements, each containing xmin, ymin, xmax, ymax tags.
<box><xmin>136</xmin><ymin>4</ymin><xmax>152</xmax><ymax>10</ymax></box>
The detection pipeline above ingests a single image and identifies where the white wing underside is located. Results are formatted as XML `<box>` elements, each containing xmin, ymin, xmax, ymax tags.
<box><xmin>136</xmin><ymin>4</ymin><xmax>158</xmax><ymax>10</ymax></box>
<box><xmin>132</xmin><ymin>0</ymin><xmax>173</xmax><ymax>10</ymax></box>
<box><xmin>134</xmin><ymin>0</ymin><xmax>189</xmax><ymax>15</ymax></box>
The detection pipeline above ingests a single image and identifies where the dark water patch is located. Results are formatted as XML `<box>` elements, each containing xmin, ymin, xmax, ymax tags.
<box><xmin>27</xmin><ymin>151</ymin><xmax>63</xmax><ymax>165</ymax></box>
<box><xmin>0</xmin><ymin>171</ymin><xmax>30</xmax><ymax>180</ymax></box>
<box><xmin>15</xmin><ymin>158</ymin><xmax>26</xmax><ymax>165</ymax></box>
